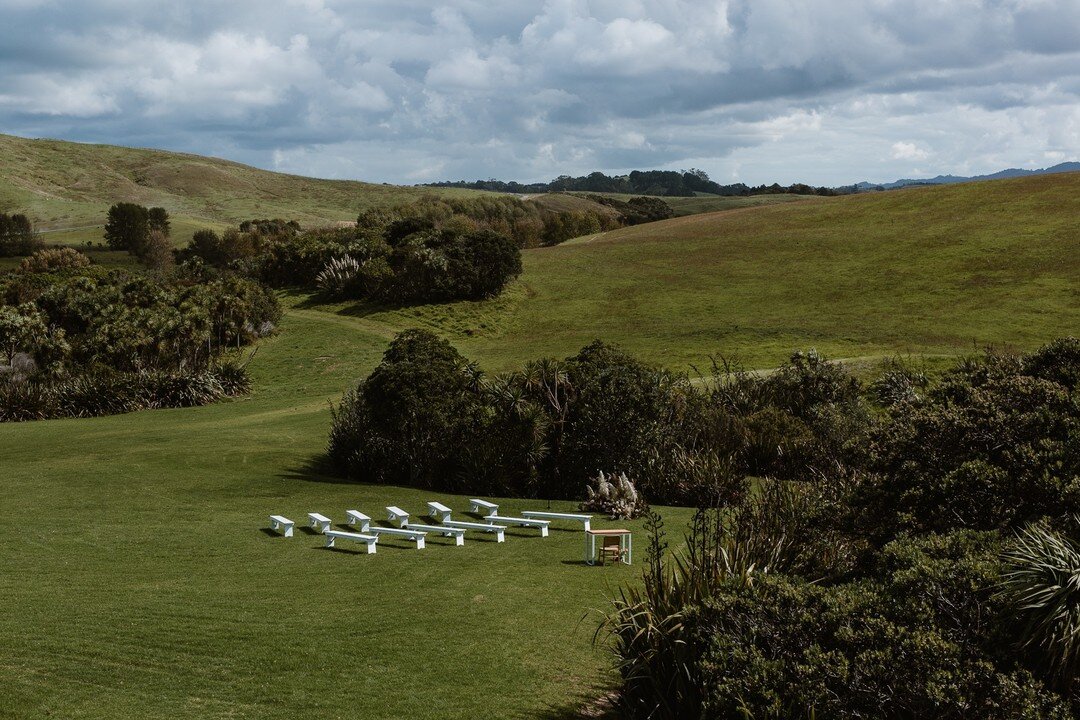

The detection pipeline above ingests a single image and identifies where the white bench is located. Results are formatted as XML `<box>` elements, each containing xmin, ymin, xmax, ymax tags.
<box><xmin>345</xmin><ymin>509</ymin><xmax>371</xmax><ymax>532</ymax></box>
<box><xmin>485</xmin><ymin>515</ymin><xmax>550</xmax><ymax>537</ymax></box>
<box><xmin>308</xmin><ymin>512</ymin><xmax>332</xmax><ymax>533</ymax></box>
<box><xmin>368</xmin><ymin>526</ymin><xmax>427</xmax><ymax>549</ymax></box>
<box><xmin>324</xmin><ymin>529</ymin><xmax>378</xmax><ymax>554</ymax></box>
<box><xmin>442</xmin><ymin>519</ymin><xmax>506</xmax><ymax>543</ymax></box>
<box><xmin>385</xmin><ymin>506</ymin><xmax>410</xmax><ymax>528</ymax></box>
<box><xmin>269</xmin><ymin>515</ymin><xmax>294</xmax><ymax>537</ymax></box>
<box><xmin>469</xmin><ymin>498</ymin><xmax>499</xmax><ymax>517</ymax></box>
<box><xmin>521</xmin><ymin>511</ymin><xmax>593</xmax><ymax>531</ymax></box>
<box><xmin>426</xmin><ymin>501</ymin><xmax>453</xmax><ymax>522</ymax></box>
<box><xmin>405</xmin><ymin>523</ymin><xmax>467</xmax><ymax>546</ymax></box>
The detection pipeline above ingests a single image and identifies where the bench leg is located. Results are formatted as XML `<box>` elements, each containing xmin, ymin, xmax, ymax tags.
<box><xmin>366</xmin><ymin>541</ymin><xmax>376</xmax><ymax>554</ymax></box>
<box><xmin>454</xmin><ymin>534</ymin><xmax>464</xmax><ymax>546</ymax></box>
<box><xmin>495</xmin><ymin>530</ymin><xmax>505</xmax><ymax>543</ymax></box>
<box><xmin>415</xmin><ymin>537</ymin><xmax>425</xmax><ymax>550</ymax></box>
<box><xmin>540</xmin><ymin>525</ymin><xmax>549</xmax><ymax>538</ymax></box>
<box><xmin>325</xmin><ymin>535</ymin><xmax>335</xmax><ymax>548</ymax></box>
<box><xmin>583</xmin><ymin>519</ymin><xmax>591</xmax><ymax>532</ymax></box>
<box><xmin>284</xmin><ymin>524</ymin><xmax>293</xmax><ymax>537</ymax></box>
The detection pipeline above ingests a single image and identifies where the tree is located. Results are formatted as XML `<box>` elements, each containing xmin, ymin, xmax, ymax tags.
<box><xmin>148</xmin><ymin>207</ymin><xmax>170</xmax><ymax>237</ymax></box>
<box><xmin>0</xmin><ymin>212</ymin><xmax>40</xmax><ymax>256</ymax></box>
<box><xmin>104</xmin><ymin>203</ymin><xmax>149</xmax><ymax>253</ymax></box>
<box><xmin>140</xmin><ymin>229</ymin><xmax>175</xmax><ymax>272</ymax></box>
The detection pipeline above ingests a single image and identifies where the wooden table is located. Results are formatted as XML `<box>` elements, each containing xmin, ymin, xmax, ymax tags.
<box><xmin>585</xmin><ymin>528</ymin><xmax>632</xmax><ymax>565</ymax></box>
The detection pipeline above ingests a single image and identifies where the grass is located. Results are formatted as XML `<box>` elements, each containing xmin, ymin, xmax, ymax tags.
<box><xmin>3</xmin><ymin>152</ymin><xmax>1078</xmax><ymax>717</ymax></box>
<box><xmin>315</xmin><ymin>172</ymin><xmax>1080</xmax><ymax>372</ymax></box>
<box><xmin>566</xmin><ymin>191</ymin><xmax>820</xmax><ymax>217</ymax></box>
<box><xmin>0</xmin><ymin>295</ymin><xmax>696</xmax><ymax>719</ymax></box>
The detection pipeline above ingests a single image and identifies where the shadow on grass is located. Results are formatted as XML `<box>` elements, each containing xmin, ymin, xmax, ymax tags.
<box><xmin>534</xmin><ymin>691</ymin><xmax>621</xmax><ymax>719</ymax></box>
<box><xmin>294</xmin><ymin>293</ymin><xmax>436</xmax><ymax>319</ymax></box>
<box><xmin>258</xmin><ymin>528</ymin><xmax>285</xmax><ymax>538</ymax></box>
<box><xmin>279</xmin><ymin>454</ymin><xmax>353</xmax><ymax>485</ymax></box>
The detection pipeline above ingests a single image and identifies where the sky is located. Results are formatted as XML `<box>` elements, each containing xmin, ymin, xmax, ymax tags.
<box><xmin>0</xmin><ymin>0</ymin><xmax>1078</xmax><ymax>186</ymax></box>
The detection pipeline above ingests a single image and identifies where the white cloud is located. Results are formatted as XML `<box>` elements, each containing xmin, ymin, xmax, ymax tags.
<box><xmin>891</xmin><ymin>141</ymin><xmax>931</xmax><ymax>161</ymax></box>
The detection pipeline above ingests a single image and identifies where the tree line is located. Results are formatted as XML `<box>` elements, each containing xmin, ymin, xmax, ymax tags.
<box><xmin>426</xmin><ymin>168</ymin><xmax>852</xmax><ymax>197</ymax></box>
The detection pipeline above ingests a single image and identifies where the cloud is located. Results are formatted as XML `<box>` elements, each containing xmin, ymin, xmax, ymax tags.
<box><xmin>0</xmin><ymin>0</ymin><xmax>1076</xmax><ymax>185</ymax></box>
<box><xmin>891</xmin><ymin>141</ymin><xmax>931</xmax><ymax>161</ymax></box>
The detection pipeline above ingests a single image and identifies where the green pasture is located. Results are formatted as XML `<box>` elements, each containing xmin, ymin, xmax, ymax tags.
<box><xmin>0</xmin><ymin>300</ymin><xmax>694</xmax><ymax>719</ymax></box>
<box><xmin>319</xmin><ymin>173</ymin><xmax>1080</xmax><ymax>372</ymax></box>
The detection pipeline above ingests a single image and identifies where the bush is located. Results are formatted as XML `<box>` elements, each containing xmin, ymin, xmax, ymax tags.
<box><xmin>581</xmin><ymin>471</ymin><xmax>646</xmax><ymax>519</ymax></box>
<box><xmin>328</xmin><ymin>329</ymin><xmax>487</xmax><ymax>489</ymax></box>
<box><xmin>863</xmin><ymin>349</ymin><xmax>1080</xmax><ymax>537</ymax></box>
<box><xmin>18</xmin><ymin>247</ymin><xmax>91</xmax><ymax>273</ymax></box>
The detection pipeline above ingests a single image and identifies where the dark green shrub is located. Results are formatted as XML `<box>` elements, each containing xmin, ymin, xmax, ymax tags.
<box><xmin>0</xmin><ymin>212</ymin><xmax>40</xmax><ymax>256</ymax></box>
<box><xmin>328</xmin><ymin>329</ymin><xmax>487</xmax><ymax>489</ymax></box>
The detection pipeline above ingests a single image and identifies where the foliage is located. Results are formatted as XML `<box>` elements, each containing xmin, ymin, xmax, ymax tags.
<box><xmin>328</xmin><ymin>329</ymin><xmax>486</xmax><ymax>490</ymax></box>
<box><xmin>862</xmin><ymin>346</ymin><xmax>1080</xmax><ymax>537</ymax></box>
<box><xmin>18</xmin><ymin>247</ymin><xmax>91</xmax><ymax>273</ymax></box>
<box><xmin>426</xmin><ymin>168</ymin><xmax>845</xmax><ymax>198</ymax></box>
<box><xmin>104</xmin><ymin>202</ymin><xmax>149</xmax><ymax>253</ymax></box>
<box><xmin>0</xmin><ymin>362</ymin><xmax>250</xmax><ymax>422</ymax></box>
<box><xmin>315</xmin><ymin>255</ymin><xmax>363</xmax><ymax>298</ymax></box>
<box><xmin>0</xmin><ymin>262</ymin><xmax>276</xmax><ymax>421</ymax></box>
<box><xmin>147</xmin><ymin>206</ymin><xmax>170</xmax><ymax>237</ymax></box>
<box><xmin>0</xmin><ymin>212</ymin><xmax>41</xmax><ymax>256</ymax></box>
<box><xmin>581</xmin><ymin>471</ymin><xmax>646</xmax><ymax>520</ymax></box>
<box><xmin>1000</xmin><ymin>521</ymin><xmax>1080</xmax><ymax>691</ymax></box>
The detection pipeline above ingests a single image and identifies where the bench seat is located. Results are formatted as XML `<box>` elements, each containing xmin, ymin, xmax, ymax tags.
<box><xmin>469</xmin><ymin>498</ymin><xmax>499</xmax><ymax>517</ymax></box>
<box><xmin>441</xmin><ymin>519</ymin><xmax>506</xmax><ymax>542</ymax></box>
<box><xmin>426</xmin><ymin>501</ymin><xmax>453</xmax><ymax>522</ymax></box>
<box><xmin>324</xmin><ymin>529</ymin><xmax>378</xmax><ymax>554</ymax></box>
<box><xmin>520</xmin><ymin>510</ymin><xmax>593</xmax><ymax>531</ymax></box>
<box><xmin>485</xmin><ymin>515</ymin><xmax>550</xmax><ymax>537</ymax></box>
<box><xmin>308</xmin><ymin>512</ymin><xmax>332</xmax><ymax>532</ymax></box>
<box><xmin>269</xmin><ymin>514</ymin><xmax>294</xmax><ymax>537</ymax></box>
<box><xmin>405</xmin><ymin>523</ymin><xmax>467</xmax><ymax>546</ymax></box>
<box><xmin>368</xmin><ymin>525</ymin><xmax>427</xmax><ymax>549</ymax></box>
<box><xmin>385</xmin><ymin>506</ymin><xmax>410</xmax><ymax>527</ymax></box>
<box><xmin>345</xmin><ymin>509</ymin><xmax>371</xmax><ymax>532</ymax></box>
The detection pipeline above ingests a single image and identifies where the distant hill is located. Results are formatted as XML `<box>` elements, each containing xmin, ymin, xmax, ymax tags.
<box><xmin>353</xmin><ymin>171</ymin><xmax>1080</xmax><ymax>372</ymax></box>
<box><xmin>0</xmin><ymin>133</ymin><xmax>489</xmax><ymax>244</ymax></box>
<box><xmin>856</xmin><ymin>161</ymin><xmax>1080</xmax><ymax>191</ymax></box>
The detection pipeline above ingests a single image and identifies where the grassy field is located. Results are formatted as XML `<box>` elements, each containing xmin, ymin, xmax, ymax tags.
<box><xmin>0</xmin><ymin>294</ymin><xmax>695</xmax><ymax>719</ymax></box>
<box><xmin>3</xmin><ymin>157</ymin><xmax>1079</xmax><ymax>718</ymax></box>
<box><xmin>316</xmin><ymin>172</ymin><xmax>1080</xmax><ymax>372</ymax></box>
<box><xmin>0</xmin><ymin>133</ymin><xmax>491</xmax><ymax>238</ymax></box>
<box><xmin>566</xmin><ymin>191</ymin><xmax>820</xmax><ymax>217</ymax></box>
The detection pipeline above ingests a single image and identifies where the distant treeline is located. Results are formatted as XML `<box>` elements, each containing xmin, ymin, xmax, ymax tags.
<box><xmin>426</xmin><ymin>169</ymin><xmax>856</xmax><ymax>198</ymax></box>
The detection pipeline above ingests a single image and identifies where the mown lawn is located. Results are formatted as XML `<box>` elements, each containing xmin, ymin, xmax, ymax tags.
<box><xmin>0</xmin><ymin>300</ymin><xmax>694</xmax><ymax>720</ymax></box>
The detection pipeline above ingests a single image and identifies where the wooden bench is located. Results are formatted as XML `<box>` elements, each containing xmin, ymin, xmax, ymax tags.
<box><xmin>308</xmin><ymin>512</ymin><xmax>332</xmax><ymax>533</ymax></box>
<box><xmin>345</xmin><ymin>509</ymin><xmax>371</xmax><ymax>532</ymax></box>
<box><xmin>469</xmin><ymin>498</ymin><xmax>499</xmax><ymax>517</ymax></box>
<box><xmin>442</xmin><ymin>519</ymin><xmax>506</xmax><ymax>543</ymax></box>
<box><xmin>521</xmin><ymin>510</ymin><xmax>593</xmax><ymax>531</ymax></box>
<box><xmin>324</xmin><ymin>529</ymin><xmax>378</xmax><ymax>554</ymax></box>
<box><xmin>385</xmin><ymin>506</ymin><xmax>410</xmax><ymax>528</ymax></box>
<box><xmin>485</xmin><ymin>515</ymin><xmax>550</xmax><ymax>537</ymax></box>
<box><xmin>405</xmin><ymin>523</ymin><xmax>467</xmax><ymax>546</ymax></box>
<box><xmin>269</xmin><ymin>515</ymin><xmax>294</xmax><ymax>537</ymax></box>
<box><xmin>426</xmin><ymin>501</ymin><xmax>453</xmax><ymax>522</ymax></box>
<box><xmin>368</xmin><ymin>525</ymin><xmax>427</xmax><ymax>549</ymax></box>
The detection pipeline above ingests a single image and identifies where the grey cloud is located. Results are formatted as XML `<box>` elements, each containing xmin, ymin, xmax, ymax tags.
<box><xmin>0</xmin><ymin>0</ymin><xmax>1077</xmax><ymax>186</ymax></box>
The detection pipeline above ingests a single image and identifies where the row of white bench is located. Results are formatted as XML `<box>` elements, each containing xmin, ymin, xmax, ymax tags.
<box><xmin>268</xmin><ymin>500</ymin><xmax>594</xmax><ymax>554</ymax></box>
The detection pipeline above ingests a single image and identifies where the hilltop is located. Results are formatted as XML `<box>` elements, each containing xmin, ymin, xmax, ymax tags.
<box><xmin>311</xmin><ymin>171</ymin><xmax>1080</xmax><ymax>372</ymax></box>
<box><xmin>0</xmin><ymin>133</ymin><xmax>486</xmax><ymax>243</ymax></box>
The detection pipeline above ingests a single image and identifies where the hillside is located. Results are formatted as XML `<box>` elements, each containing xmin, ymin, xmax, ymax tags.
<box><xmin>311</xmin><ymin>172</ymin><xmax>1080</xmax><ymax>372</ymax></box>
<box><xmin>0</xmin><ymin>133</ymin><xmax>489</xmax><ymax>244</ymax></box>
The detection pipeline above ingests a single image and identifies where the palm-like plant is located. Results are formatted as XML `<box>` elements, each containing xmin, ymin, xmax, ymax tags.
<box><xmin>999</xmin><ymin>521</ymin><xmax>1080</xmax><ymax>690</ymax></box>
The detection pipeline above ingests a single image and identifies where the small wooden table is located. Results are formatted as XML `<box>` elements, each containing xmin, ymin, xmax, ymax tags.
<box><xmin>585</xmin><ymin>529</ymin><xmax>632</xmax><ymax>565</ymax></box>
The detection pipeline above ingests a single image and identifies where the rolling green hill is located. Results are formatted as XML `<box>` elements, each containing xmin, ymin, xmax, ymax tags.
<box><xmin>0</xmin><ymin>133</ymin><xmax>488</xmax><ymax>244</ymax></box>
<box><xmin>312</xmin><ymin>171</ymin><xmax>1080</xmax><ymax>372</ymax></box>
